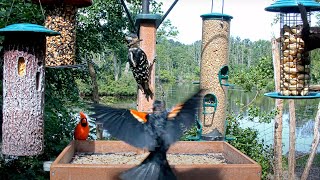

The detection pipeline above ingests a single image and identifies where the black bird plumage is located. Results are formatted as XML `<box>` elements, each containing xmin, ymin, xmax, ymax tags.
<box><xmin>126</xmin><ymin>33</ymin><xmax>154</xmax><ymax>100</ymax></box>
<box><xmin>90</xmin><ymin>90</ymin><xmax>204</xmax><ymax>180</ymax></box>
<box><xmin>298</xmin><ymin>3</ymin><xmax>320</xmax><ymax>52</ymax></box>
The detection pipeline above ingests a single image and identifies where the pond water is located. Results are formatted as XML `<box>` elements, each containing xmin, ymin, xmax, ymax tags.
<box><xmin>102</xmin><ymin>82</ymin><xmax>320</xmax><ymax>154</ymax></box>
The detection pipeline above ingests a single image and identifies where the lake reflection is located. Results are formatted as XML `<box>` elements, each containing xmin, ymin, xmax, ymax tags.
<box><xmin>111</xmin><ymin>82</ymin><xmax>320</xmax><ymax>154</ymax></box>
<box><xmin>159</xmin><ymin>83</ymin><xmax>320</xmax><ymax>154</ymax></box>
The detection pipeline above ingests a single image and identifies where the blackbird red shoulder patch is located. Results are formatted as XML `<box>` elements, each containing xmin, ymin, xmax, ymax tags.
<box><xmin>130</xmin><ymin>109</ymin><xmax>148</xmax><ymax>123</ymax></box>
<box><xmin>167</xmin><ymin>103</ymin><xmax>183</xmax><ymax>120</ymax></box>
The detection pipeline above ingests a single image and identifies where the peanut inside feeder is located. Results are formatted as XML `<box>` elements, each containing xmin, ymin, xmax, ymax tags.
<box><xmin>279</xmin><ymin>14</ymin><xmax>310</xmax><ymax>96</ymax></box>
<box><xmin>32</xmin><ymin>0</ymin><xmax>92</xmax><ymax>67</ymax></box>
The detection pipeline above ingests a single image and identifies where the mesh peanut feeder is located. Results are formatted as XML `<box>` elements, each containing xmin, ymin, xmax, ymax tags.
<box><xmin>265</xmin><ymin>0</ymin><xmax>320</xmax><ymax>99</ymax></box>
<box><xmin>32</xmin><ymin>0</ymin><xmax>92</xmax><ymax>67</ymax></box>
<box><xmin>0</xmin><ymin>23</ymin><xmax>59</xmax><ymax>156</ymax></box>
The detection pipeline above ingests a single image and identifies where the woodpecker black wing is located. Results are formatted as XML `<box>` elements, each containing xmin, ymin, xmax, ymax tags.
<box><xmin>162</xmin><ymin>89</ymin><xmax>204</xmax><ymax>146</ymax></box>
<box><xmin>90</xmin><ymin>104</ymin><xmax>157</xmax><ymax>150</ymax></box>
<box><xmin>128</xmin><ymin>46</ymin><xmax>154</xmax><ymax>100</ymax></box>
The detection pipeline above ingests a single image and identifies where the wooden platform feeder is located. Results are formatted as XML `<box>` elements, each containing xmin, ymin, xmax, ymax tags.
<box><xmin>199</xmin><ymin>13</ymin><xmax>233</xmax><ymax>135</ymax></box>
<box><xmin>32</xmin><ymin>0</ymin><xmax>92</xmax><ymax>66</ymax></box>
<box><xmin>50</xmin><ymin>140</ymin><xmax>261</xmax><ymax>180</ymax></box>
<box><xmin>265</xmin><ymin>0</ymin><xmax>320</xmax><ymax>99</ymax></box>
<box><xmin>135</xmin><ymin>14</ymin><xmax>161</xmax><ymax>112</ymax></box>
<box><xmin>0</xmin><ymin>23</ymin><xmax>59</xmax><ymax>156</ymax></box>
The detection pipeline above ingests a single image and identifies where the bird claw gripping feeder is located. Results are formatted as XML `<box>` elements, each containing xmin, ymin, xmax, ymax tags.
<box><xmin>31</xmin><ymin>0</ymin><xmax>92</xmax><ymax>67</ymax></box>
<box><xmin>265</xmin><ymin>0</ymin><xmax>320</xmax><ymax>99</ymax></box>
<box><xmin>0</xmin><ymin>23</ymin><xmax>59</xmax><ymax>156</ymax></box>
<box><xmin>199</xmin><ymin>13</ymin><xmax>233</xmax><ymax>138</ymax></box>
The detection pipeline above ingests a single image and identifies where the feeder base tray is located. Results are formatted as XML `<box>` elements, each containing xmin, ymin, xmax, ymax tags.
<box><xmin>50</xmin><ymin>140</ymin><xmax>261</xmax><ymax>180</ymax></box>
<box><xmin>264</xmin><ymin>92</ymin><xmax>320</xmax><ymax>99</ymax></box>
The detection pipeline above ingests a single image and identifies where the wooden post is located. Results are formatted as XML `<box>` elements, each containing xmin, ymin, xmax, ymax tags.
<box><xmin>271</xmin><ymin>39</ymin><xmax>283</xmax><ymax>179</ymax></box>
<box><xmin>96</xmin><ymin>123</ymin><xmax>103</xmax><ymax>140</ymax></box>
<box><xmin>288</xmin><ymin>99</ymin><xmax>296</xmax><ymax>180</ymax></box>
<box><xmin>301</xmin><ymin>102</ymin><xmax>320</xmax><ymax>180</ymax></box>
<box><xmin>136</xmin><ymin>14</ymin><xmax>161</xmax><ymax>112</ymax></box>
<box><xmin>0</xmin><ymin>24</ymin><xmax>59</xmax><ymax>156</ymax></box>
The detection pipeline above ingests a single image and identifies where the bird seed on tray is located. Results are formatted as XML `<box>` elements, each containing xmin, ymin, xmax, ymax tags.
<box><xmin>70</xmin><ymin>152</ymin><xmax>227</xmax><ymax>165</ymax></box>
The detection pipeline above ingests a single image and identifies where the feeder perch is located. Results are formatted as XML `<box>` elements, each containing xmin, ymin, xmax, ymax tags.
<box><xmin>218</xmin><ymin>65</ymin><xmax>233</xmax><ymax>87</ymax></box>
<box><xmin>31</xmin><ymin>0</ymin><xmax>92</xmax><ymax>67</ymax></box>
<box><xmin>0</xmin><ymin>23</ymin><xmax>59</xmax><ymax>156</ymax></box>
<box><xmin>186</xmin><ymin>116</ymin><xmax>203</xmax><ymax>141</ymax></box>
<box><xmin>265</xmin><ymin>0</ymin><xmax>320</xmax><ymax>99</ymax></box>
<box><xmin>203</xmin><ymin>93</ymin><xmax>218</xmax><ymax>115</ymax></box>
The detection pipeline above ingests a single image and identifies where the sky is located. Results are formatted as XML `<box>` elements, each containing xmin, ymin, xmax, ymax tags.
<box><xmin>158</xmin><ymin>0</ymin><xmax>278</xmax><ymax>44</ymax></box>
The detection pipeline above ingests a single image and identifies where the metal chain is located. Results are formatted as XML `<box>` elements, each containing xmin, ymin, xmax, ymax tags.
<box><xmin>38</xmin><ymin>0</ymin><xmax>46</xmax><ymax>21</ymax></box>
<box><xmin>5</xmin><ymin>0</ymin><xmax>15</xmax><ymax>26</ymax></box>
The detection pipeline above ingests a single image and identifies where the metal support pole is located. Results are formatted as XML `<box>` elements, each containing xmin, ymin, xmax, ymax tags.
<box><xmin>142</xmin><ymin>0</ymin><xmax>149</xmax><ymax>14</ymax></box>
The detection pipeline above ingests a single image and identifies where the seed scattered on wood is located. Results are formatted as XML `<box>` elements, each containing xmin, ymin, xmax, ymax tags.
<box><xmin>70</xmin><ymin>152</ymin><xmax>228</xmax><ymax>165</ymax></box>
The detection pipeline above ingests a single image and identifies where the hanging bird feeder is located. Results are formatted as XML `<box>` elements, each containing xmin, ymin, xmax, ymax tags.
<box><xmin>265</xmin><ymin>0</ymin><xmax>320</xmax><ymax>99</ymax></box>
<box><xmin>0</xmin><ymin>23</ymin><xmax>59</xmax><ymax>156</ymax></box>
<box><xmin>31</xmin><ymin>0</ymin><xmax>92</xmax><ymax>67</ymax></box>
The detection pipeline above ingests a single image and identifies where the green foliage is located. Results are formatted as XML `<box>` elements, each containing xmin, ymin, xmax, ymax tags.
<box><xmin>226</xmin><ymin>113</ymin><xmax>274</xmax><ymax>180</ymax></box>
<box><xmin>159</xmin><ymin>69</ymin><xmax>175</xmax><ymax>83</ymax></box>
<box><xmin>230</xmin><ymin>56</ymin><xmax>274</xmax><ymax>92</ymax></box>
<box><xmin>99</xmin><ymin>74</ymin><xmax>136</xmax><ymax>96</ymax></box>
<box><xmin>156</xmin><ymin>39</ymin><xmax>200</xmax><ymax>83</ymax></box>
<box><xmin>0</xmin><ymin>0</ymin><xmax>43</xmax><ymax>29</ymax></box>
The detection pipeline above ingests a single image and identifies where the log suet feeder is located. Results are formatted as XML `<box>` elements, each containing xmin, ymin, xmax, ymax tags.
<box><xmin>265</xmin><ymin>0</ymin><xmax>320</xmax><ymax>99</ymax></box>
<box><xmin>32</xmin><ymin>0</ymin><xmax>92</xmax><ymax>67</ymax></box>
<box><xmin>0</xmin><ymin>23</ymin><xmax>60</xmax><ymax>156</ymax></box>
<box><xmin>199</xmin><ymin>13</ymin><xmax>233</xmax><ymax>137</ymax></box>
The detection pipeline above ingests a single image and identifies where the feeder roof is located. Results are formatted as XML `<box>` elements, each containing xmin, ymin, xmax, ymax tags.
<box><xmin>0</xmin><ymin>23</ymin><xmax>60</xmax><ymax>36</ymax></box>
<box><xmin>201</xmin><ymin>13</ymin><xmax>233</xmax><ymax>21</ymax></box>
<box><xmin>265</xmin><ymin>0</ymin><xmax>320</xmax><ymax>13</ymax></box>
<box><xmin>31</xmin><ymin>0</ymin><xmax>92</xmax><ymax>8</ymax></box>
<box><xmin>135</xmin><ymin>14</ymin><xmax>162</xmax><ymax>28</ymax></box>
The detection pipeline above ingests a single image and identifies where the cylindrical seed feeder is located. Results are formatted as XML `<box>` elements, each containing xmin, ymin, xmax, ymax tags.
<box><xmin>32</xmin><ymin>0</ymin><xmax>92</xmax><ymax>66</ymax></box>
<box><xmin>265</xmin><ymin>0</ymin><xmax>320</xmax><ymax>99</ymax></box>
<box><xmin>199</xmin><ymin>13</ymin><xmax>233</xmax><ymax>136</ymax></box>
<box><xmin>0</xmin><ymin>23</ymin><xmax>59</xmax><ymax>156</ymax></box>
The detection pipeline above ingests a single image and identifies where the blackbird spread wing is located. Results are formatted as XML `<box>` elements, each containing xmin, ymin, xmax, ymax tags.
<box><xmin>162</xmin><ymin>89</ymin><xmax>203</xmax><ymax>146</ymax></box>
<box><xmin>90</xmin><ymin>104</ymin><xmax>157</xmax><ymax>150</ymax></box>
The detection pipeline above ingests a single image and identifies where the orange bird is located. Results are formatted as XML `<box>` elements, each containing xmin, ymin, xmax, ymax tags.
<box><xmin>74</xmin><ymin>112</ymin><xmax>90</xmax><ymax>140</ymax></box>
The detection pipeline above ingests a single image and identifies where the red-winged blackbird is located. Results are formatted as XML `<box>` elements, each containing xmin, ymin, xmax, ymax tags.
<box><xmin>90</xmin><ymin>90</ymin><xmax>203</xmax><ymax>180</ymax></box>
<box><xmin>126</xmin><ymin>33</ymin><xmax>155</xmax><ymax>100</ymax></box>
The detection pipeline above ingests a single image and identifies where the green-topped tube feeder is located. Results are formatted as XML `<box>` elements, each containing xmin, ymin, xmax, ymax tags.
<box><xmin>0</xmin><ymin>23</ymin><xmax>60</xmax><ymax>156</ymax></box>
<box><xmin>199</xmin><ymin>13</ymin><xmax>233</xmax><ymax>137</ymax></box>
<box><xmin>265</xmin><ymin>0</ymin><xmax>320</xmax><ymax>99</ymax></box>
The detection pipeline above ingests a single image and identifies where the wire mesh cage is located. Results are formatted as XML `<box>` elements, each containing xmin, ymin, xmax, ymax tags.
<box><xmin>279</xmin><ymin>11</ymin><xmax>311</xmax><ymax>96</ymax></box>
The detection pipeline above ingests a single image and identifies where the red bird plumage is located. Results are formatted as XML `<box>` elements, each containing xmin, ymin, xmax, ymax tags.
<box><xmin>74</xmin><ymin>112</ymin><xmax>89</xmax><ymax>140</ymax></box>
